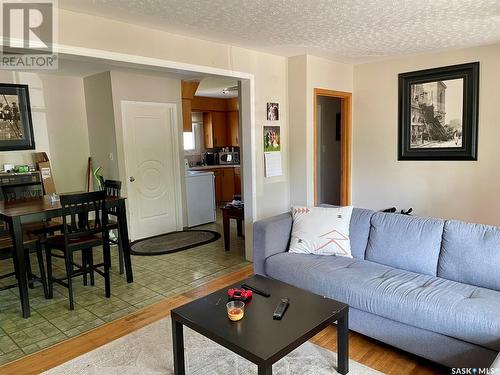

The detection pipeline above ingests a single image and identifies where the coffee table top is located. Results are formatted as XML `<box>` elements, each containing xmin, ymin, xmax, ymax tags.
<box><xmin>171</xmin><ymin>275</ymin><xmax>348</xmax><ymax>366</ymax></box>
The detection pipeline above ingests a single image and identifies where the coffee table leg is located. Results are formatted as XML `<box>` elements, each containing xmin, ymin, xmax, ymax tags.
<box><xmin>172</xmin><ymin>315</ymin><xmax>185</xmax><ymax>375</ymax></box>
<box><xmin>258</xmin><ymin>365</ymin><xmax>272</xmax><ymax>375</ymax></box>
<box><xmin>337</xmin><ymin>309</ymin><xmax>349</xmax><ymax>374</ymax></box>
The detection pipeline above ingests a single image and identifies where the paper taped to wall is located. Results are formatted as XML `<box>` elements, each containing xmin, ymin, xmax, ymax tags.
<box><xmin>264</xmin><ymin>151</ymin><xmax>282</xmax><ymax>177</ymax></box>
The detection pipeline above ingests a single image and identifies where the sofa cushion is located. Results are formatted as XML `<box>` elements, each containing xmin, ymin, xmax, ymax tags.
<box><xmin>265</xmin><ymin>253</ymin><xmax>500</xmax><ymax>351</ymax></box>
<box><xmin>349</xmin><ymin>208</ymin><xmax>374</xmax><ymax>259</ymax></box>
<box><xmin>365</xmin><ymin>212</ymin><xmax>444</xmax><ymax>276</ymax></box>
<box><xmin>289</xmin><ymin>206</ymin><xmax>353</xmax><ymax>257</ymax></box>
<box><xmin>439</xmin><ymin>220</ymin><xmax>500</xmax><ymax>292</ymax></box>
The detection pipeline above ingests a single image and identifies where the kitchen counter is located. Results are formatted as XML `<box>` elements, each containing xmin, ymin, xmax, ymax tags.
<box><xmin>189</xmin><ymin>165</ymin><xmax>240</xmax><ymax>171</ymax></box>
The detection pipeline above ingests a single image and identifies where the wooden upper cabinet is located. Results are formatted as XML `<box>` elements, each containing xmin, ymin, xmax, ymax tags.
<box><xmin>211</xmin><ymin>112</ymin><xmax>227</xmax><ymax>147</ymax></box>
<box><xmin>226</xmin><ymin>111</ymin><xmax>239</xmax><ymax>146</ymax></box>
<box><xmin>197</xmin><ymin>96</ymin><xmax>239</xmax><ymax>148</ymax></box>
<box><xmin>182</xmin><ymin>99</ymin><xmax>192</xmax><ymax>132</ymax></box>
<box><xmin>203</xmin><ymin>112</ymin><xmax>213</xmax><ymax>149</ymax></box>
<box><xmin>181</xmin><ymin>81</ymin><xmax>200</xmax><ymax>132</ymax></box>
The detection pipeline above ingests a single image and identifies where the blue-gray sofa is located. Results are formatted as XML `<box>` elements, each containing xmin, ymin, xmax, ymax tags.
<box><xmin>253</xmin><ymin>208</ymin><xmax>500</xmax><ymax>368</ymax></box>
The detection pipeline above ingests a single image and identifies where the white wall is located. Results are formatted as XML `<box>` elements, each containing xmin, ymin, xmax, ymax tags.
<box><xmin>58</xmin><ymin>9</ymin><xmax>291</xmax><ymax>222</ymax></box>
<box><xmin>0</xmin><ymin>71</ymin><xmax>90</xmax><ymax>193</ymax></box>
<box><xmin>288</xmin><ymin>55</ymin><xmax>307</xmax><ymax>205</ymax></box>
<box><xmin>353</xmin><ymin>43</ymin><xmax>500</xmax><ymax>226</ymax></box>
<box><xmin>83</xmin><ymin>72</ymin><xmax>118</xmax><ymax>184</ymax></box>
<box><xmin>289</xmin><ymin>55</ymin><xmax>354</xmax><ymax>206</ymax></box>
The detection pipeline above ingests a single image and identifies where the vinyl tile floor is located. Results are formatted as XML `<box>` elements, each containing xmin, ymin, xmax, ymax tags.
<box><xmin>0</xmin><ymin>215</ymin><xmax>249</xmax><ymax>365</ymax></box>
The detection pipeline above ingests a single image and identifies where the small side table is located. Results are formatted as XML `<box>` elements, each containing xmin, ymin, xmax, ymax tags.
<box><xmin>220</xmin><ymin>205</ymin><xmax>244</xmax><ymax>251</ymax></box>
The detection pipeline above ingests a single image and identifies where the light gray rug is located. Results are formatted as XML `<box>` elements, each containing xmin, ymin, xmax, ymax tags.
<box><xmin>43</xmin><ymin>317</ymin><xmax>382</xmax><ymax>375</ymax></box>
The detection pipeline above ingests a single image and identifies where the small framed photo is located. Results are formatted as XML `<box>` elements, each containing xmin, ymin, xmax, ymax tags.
<box><xmin>398</xmin><ymin>62</ymin><xmax>479</xmax><ymax>160</ymax></box>
<box><xmin>263</xmin><ymin>126</ymin><xmax>281</xmax><ymax>152</ymax></box>
<box><xmin>267</xmin><ymin>102</ymin><xmax>279</xmax><ymax>121</ymax></box>
<box><xmin>0</xmin><ymin>84</ymin><xmax>35</xmax><ymax>151</ymax></box>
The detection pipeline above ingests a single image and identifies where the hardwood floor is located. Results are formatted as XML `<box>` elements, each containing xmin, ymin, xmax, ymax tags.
<box><xmin>0</xmin><ymin>265</ymin><xmax>447</xmax><ymax>375</ymax></box>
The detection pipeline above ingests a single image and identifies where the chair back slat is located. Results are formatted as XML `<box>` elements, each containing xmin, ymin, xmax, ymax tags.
<box><xmin>104</xmin><ymin>180</ymin><xmax>121</xmax><ymax>215</ymax></box>
<box><xmin>60</xmin><ymin>191</ymin><xmax>107</xmax><ymax>242</ymax></box>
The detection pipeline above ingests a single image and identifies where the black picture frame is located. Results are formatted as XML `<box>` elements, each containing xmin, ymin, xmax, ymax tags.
<box><xmin>398</xmin><ymin>62</ymin><xmax>479</xmax><ymax>160</ymax></box>
<box><xmin>0</xmin><ymin>83</ymin><xmax>35</xmax><ymax>151</ymax></box>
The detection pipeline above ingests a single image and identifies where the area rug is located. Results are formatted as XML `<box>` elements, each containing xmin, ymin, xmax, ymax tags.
<box><xmin>42</xmin><ymin>317</ymin><xmax>382</xmax><ymax>375</ymax></box>
<box><xmin>131</xmin><ymin>230</ymin><xmax>221</xmax><ymax>256</ymax></box>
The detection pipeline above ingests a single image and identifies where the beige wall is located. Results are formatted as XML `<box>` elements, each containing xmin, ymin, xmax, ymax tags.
<box><xmin>42</xmin><ymin>74</ymin><xmax>90</xmax><ymax>193</ymax></box>
<box><xmin>288</xmin><ymin>55</ymin><xmax>307</xmax><ymax>205</ymax></box>
<box><xmin>0</xmin><ymin>71</ymin><xmax>89</xmax><ymax>193</ymax></box>
<box><xmin>289</xmin><ymin>55</ymin><xmax>353</xmax><ymax>205</ymax></box>
<box><xmin>58</xmin><ymin>9</ymin><xmax>291</xmax><ymax>222</ymax></box>
<box><xmin>84</xmin><ymin>72</ymin><xmax>118</xmax><ymax>184</ymax></box>
<box><xmin>353</xmin><ymin>43</ymin><xmax>500</xmax><ymax>225</ymax></box>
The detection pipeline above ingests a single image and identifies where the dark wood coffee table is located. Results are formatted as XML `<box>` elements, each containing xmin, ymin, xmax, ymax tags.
<box><xmin>171</xmin><ymin>275</ymin><xmax>349</xmax><ymax>374</ymax></box>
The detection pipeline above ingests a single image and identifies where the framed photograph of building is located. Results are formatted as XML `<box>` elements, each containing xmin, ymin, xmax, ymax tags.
<box><xmin>398</xmin><ymin>62</ymin><xmax>479</xmax><ymax>160</ymax></box>
<box><xmin>267</xmin><ymin>102</ymin><xmax>279</xmax><ymax>121</ymax></box>
<box><xmin>0</xmin><ymin>84</ymin><xmax>35</xmax><ymax>151</ymax></box>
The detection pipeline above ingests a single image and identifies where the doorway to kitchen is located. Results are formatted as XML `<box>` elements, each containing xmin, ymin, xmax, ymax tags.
<box><xmin>314</xmin><ymin>89</ymin><xmax>352</xmax><ymax>206</ymax></box>
<box><xmin>182</xmin><ymin>77</ymin><xmax>243</xmax><ymax>229</ymax></box>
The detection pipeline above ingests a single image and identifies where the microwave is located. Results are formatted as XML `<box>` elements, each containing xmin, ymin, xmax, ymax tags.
<box><xmin>219</xmin><ymin>151</ymin><xmax>239</xmax><ymax>165</ymax></box>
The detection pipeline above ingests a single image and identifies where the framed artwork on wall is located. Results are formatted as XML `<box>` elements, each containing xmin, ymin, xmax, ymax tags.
<box><xmin>0</xmin><ymin>84</ymin><xmax>35</xmax><ymax>151</ymax></box>
<box><xmin>266</xmin><ymin>102</ymin><xmax>279</xmax><ymax>121</ymax></box>
<box><xmin>398</xmin><ymin>62</ymin><xmax>479</xmax><ymax>160</ymax></box>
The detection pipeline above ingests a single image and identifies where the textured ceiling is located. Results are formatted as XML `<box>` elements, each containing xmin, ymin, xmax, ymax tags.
<box><xmin>59</xmin><ymin>0</ymin><xmax>500</xmax><ymax>62</ymax></box>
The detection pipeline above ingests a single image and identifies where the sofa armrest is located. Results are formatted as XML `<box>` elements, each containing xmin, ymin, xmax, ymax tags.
<box><xmin>253</xmin><ymin>212</ymin><xmax>293</xmax><ymax>275</ymax></box>
<box><xmin>492</xmin><ymin>352</ymin><xmax>500</xmax><ymax>372</ymax></box>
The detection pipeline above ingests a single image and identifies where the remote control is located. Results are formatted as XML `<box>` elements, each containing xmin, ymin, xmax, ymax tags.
<box><xmin>273</xmin><ymin>298</ymin><xmax>289</xmax><ymax>320</ymax></box>
<box><xmin>241</xmin><ymin>283</ymin><xmax>271</xmax><ymax>298</ymax></box>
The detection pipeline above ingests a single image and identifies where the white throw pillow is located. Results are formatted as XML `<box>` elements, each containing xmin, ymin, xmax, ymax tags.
<box><xmin>289</xmin><ymin>206</ymin><xmax>353</xmax><ymax>257</ymax></box>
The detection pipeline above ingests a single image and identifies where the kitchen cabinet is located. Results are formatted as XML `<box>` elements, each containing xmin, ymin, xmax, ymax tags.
<box><xmin>181</xmin><ymin>81</ymin><xmax>200</xmax><ymax>132</ymax></box>
<box><xmin>234</xmin><ymin>167</ymin><xmax>241</xmax><ymax>196</ymax></box>
<box><xmin>182</xmin><ymin>99</ymin><xmax>192</xmax><ymax>132</ymax></box>
<box><xmin>212</xmin><ymin>112</ymin><xmax>227</xmax><ymax>147</ymax></box>
<box><xmin>221</xmin><ymin>167</ymin><xmax>234</xmax><ymax>202</ymax></box>
<box><xmin>203</xmin><ymin>111</ymin><xmax>227</xmax><ymax>148</ymax></box>
<box><xmin>203</xmin><ymin>112</ymin><xmax>213</xmax><ymax>149</ymax></box>
<box><xmin>226</xmin><ymin>111</ymin><xmax>239</xmax><ymax>146</ymax></box>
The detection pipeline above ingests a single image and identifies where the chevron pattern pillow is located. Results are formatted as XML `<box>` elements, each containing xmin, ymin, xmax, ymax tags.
<box><xmin>289</xmin><ymin>206</ymin><xmax>353</xmax><ymax>257</ymax></box>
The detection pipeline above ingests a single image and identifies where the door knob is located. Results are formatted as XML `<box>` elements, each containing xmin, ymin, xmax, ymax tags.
<box><xmin>129</xmin><ymin>176</ymin><xmax>135</xmax><ymax>182</ymax></box>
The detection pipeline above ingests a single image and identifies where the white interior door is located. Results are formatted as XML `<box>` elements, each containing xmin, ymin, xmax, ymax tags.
<box><xmin>121</xmin><ymin>101</ymin><xmax>181</xmax><ymax>240</ymax></box>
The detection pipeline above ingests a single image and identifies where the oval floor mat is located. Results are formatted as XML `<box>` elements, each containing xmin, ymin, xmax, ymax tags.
<box><xmin>131</xmin><ymin>230</ymin><xmax>221</xmax><ymax>256</ymax></box>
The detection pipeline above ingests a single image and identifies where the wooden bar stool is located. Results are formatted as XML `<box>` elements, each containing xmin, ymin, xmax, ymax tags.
<box><xmin>0</xmin><ymin>232</ymin><xmax>49</xmax><ymax>298</ymax></box>
<box><xmin>44</xmin><ymin>191</ymin><xmax>111</xmax><ymax>310</ymax></box>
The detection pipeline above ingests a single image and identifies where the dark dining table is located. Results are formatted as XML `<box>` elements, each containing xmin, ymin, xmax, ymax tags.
<box><xmin>0</xmin><ymin>195</ymin><xmax>133</xmax><ymax>318</ymax></box>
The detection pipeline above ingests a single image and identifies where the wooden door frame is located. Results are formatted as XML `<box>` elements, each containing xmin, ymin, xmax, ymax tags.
<box><xmin>313</xmin><ymin>88</ymin><xmax>352</xmax><ymax>206</ymax></box>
